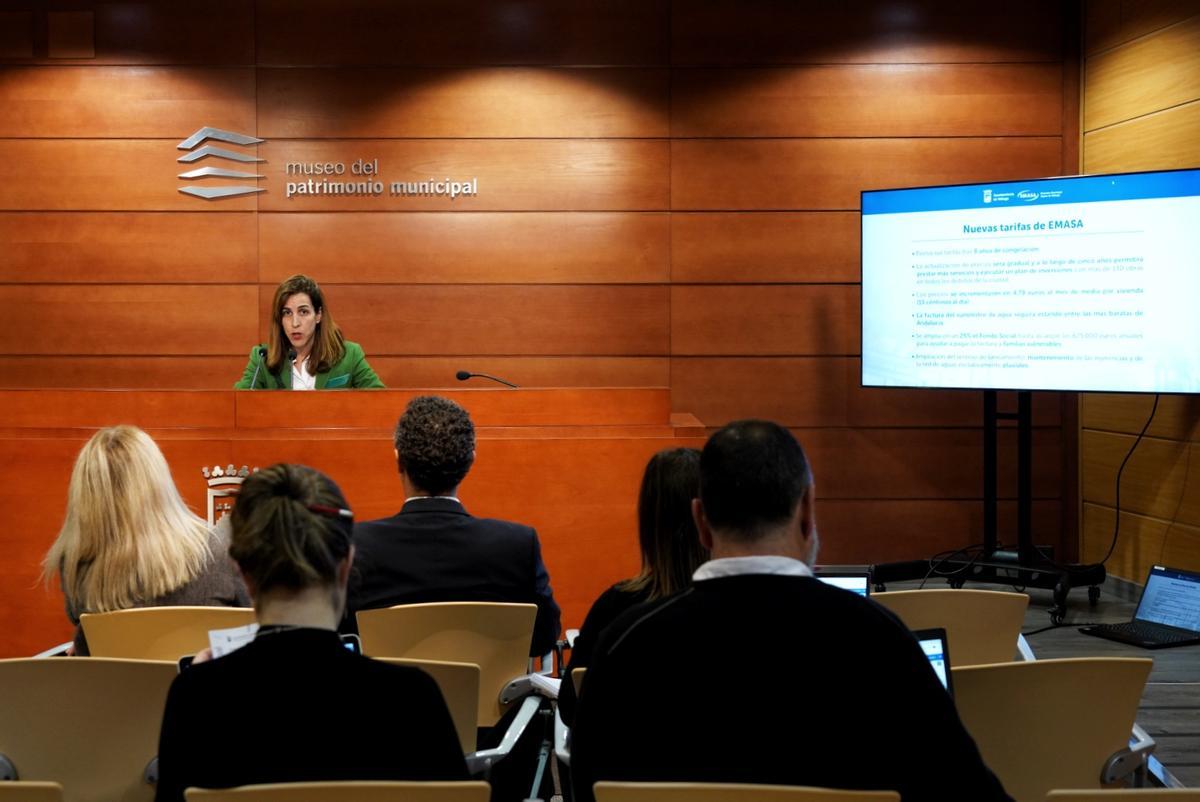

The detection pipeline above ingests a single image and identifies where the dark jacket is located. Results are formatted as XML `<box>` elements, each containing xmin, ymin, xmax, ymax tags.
<box><xmin>570</xmin><ymin>573</ymin><xmax>1013</xmax><ymax>802</ymax></box>
<box><xmin>155</xmin><ymin>627</ymin><xmax>468</xmax><ymax>802</ymax></box>
<box><xmin>345</xmin><ymin>497</ymin><xmax>561</xmax><ymax>657</ymax></box>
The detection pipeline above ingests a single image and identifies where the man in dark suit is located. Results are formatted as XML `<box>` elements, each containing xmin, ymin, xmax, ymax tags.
<box><xmin>344</xmin><ymin>394</ymin><xmax>561</xmax><ymax>657</ymax></box>
<box><xmin>570</xmin><ymin>420</ymin><xmax>1013</xmax><ymax>802</ymax></box>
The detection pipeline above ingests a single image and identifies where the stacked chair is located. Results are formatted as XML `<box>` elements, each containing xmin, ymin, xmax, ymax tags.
<box><xmin>79</xmin><ymin>606</ymin><xmax>256</xmax><ymax>660</ymax></box>
<box><xmin>185</xmin><ymin>781</ymin><xmax>491</xmax><ymax>802</ymax></box>
<box><xmin>592</xmin><ymin>783</ymin><xmax>899</xmax><ymax>801</ymax></box>
<box><xmin>872</xmin><ymin>589</ymin><xmax>1029</xmax><ymax>665</ymax></box>
<box><xmin>357</xmin><ymin>602</ymin><xmax>559</xmax><ymax>795</ymax></box>
<box><xmin>0</xmin><ymin>657</ymin><xmax>177</xmax><ymax>802</ymax></box>
<box><xmin>954</xmin><ymin>657</ymin><xmax>1155</xmax><ymax>802</ymax></box>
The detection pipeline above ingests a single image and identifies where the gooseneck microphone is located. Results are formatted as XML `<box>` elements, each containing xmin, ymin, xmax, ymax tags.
<box><xmin>455</xmin><ymin>370</ymin><xmax>519</xmax><ymax>389</ymax></box>
<box><xmin>249</xmin><ymin>347</ymin><xmax>267</xmax><ymax>389</ymax></box>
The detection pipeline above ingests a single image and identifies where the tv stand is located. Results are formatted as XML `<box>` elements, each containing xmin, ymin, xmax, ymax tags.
<box><xmin>871</xmin><ymin>390</ymin><xmax>1104</xmax><ymax>625</ymax></box>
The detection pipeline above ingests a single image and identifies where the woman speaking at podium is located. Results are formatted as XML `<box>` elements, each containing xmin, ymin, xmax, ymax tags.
<box><xmin>234</xmin><ymin>274</ymin><xmax>384</xmax><ymax>390</ymax></box>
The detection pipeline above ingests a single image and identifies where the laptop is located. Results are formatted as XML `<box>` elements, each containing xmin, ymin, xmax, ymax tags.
<box><xmin>912</xmin><ymin>627</ymin><xmax>953</xmax><ymax>697</ymax></box>
<box><xmin>814</xmin><ymin>566</ymin><xmax>871</xmax><ymax>597</ymax></box>
<box><xmin>1080</xmin><ymin>565</ymin><xmax>1200</xmax><ymax>649</ymax></box>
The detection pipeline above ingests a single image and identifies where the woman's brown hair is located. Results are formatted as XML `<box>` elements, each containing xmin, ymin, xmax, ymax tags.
<box><xmin>266</xmin><ymin>274</ymin><xmax>345</xmax><ymax>374</ymax></box>
<box><xmin>228</xmin><ymin>463</ymin><xmax>353</xmax><ymax>594</ymax></box>
<box><xmin>617</xmin><ymin>447</ymin><xmax>708</xmax><ymax>601</ymax></box>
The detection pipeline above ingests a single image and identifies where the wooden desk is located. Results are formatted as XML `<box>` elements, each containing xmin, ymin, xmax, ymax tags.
<box><xmin>0</xmin><ymin>389</ymin><xmax>704</xmax><ymax>657</ymax></box>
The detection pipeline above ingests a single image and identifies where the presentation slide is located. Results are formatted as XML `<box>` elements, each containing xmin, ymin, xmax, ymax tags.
<box><xmin>862</xmin><ymin>170</ymin><xmax>1200</xmax><ymax>393</ymax></box>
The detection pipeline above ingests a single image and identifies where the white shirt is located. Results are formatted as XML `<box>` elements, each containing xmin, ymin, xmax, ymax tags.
<box><xmin>292</xmin><ymin>357</ymin><xmax>316</xmax><ymax>391</ymax></box>
<box><xmin>693</xmin><ymin>555</ymin><xmax>814</xmax><ymax>581</ymax></box>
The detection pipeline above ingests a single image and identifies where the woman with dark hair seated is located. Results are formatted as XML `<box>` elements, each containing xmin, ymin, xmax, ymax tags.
<box><xmin>154</xmin><ymin>464</ymin><xmax>467</xmax><ymax>802</ymax></box>
<box><xmin>558</xmin><ymin>447</ymin><xmax>707</xmax><ymax>722</ymax></box>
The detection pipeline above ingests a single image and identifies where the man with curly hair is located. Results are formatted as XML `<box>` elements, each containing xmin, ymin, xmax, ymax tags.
<box><xmin>343</xmin><ymin>395</ymin><xmax>561</xmax><ymax>657</ymax></box>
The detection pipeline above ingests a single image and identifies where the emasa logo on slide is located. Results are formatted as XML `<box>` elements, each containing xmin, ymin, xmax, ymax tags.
<box><xmin>1017</xmin><ymin>189</ymin><xmax>1039</xmax><ymax>202</ymax></box>
<box><xmin>176</xmin><ymin>127</ymin><xmax>266</xmax><ymax>200</ymax></box>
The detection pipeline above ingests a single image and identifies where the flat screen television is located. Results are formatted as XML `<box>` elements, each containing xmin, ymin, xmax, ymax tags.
<box><xmin>861</xmin><ymin>167</ymin><xmax>1200</xmax><ymax>393</ymax></box>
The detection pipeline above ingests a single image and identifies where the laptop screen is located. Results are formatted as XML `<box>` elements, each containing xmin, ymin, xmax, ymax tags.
<box><xmin>1135</xmin><ymin>566</ymin><xmax>1200</xmax><ymax>632</ymax></box>
<box><xmin>817</xmin><ymin>573</ymin><xmax>870</xmax><ymax>597</ymax></box>
<box><xmin>912</xmin><ymin>627</ymin><xmax>953</xmax><ymax>696</ymax></box>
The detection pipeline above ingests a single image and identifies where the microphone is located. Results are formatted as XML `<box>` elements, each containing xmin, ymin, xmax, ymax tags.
<box><xmin>249</xmin><ymin>347</ymin><xmax>267</xmax><ymax>389</ymax></box>
<box><xmin>287</xmin><ymin>348</ymin><xmax>297</xmax><ymax>362</ymax></box>
<box><xmin>456</xmin><ymin>370</ymin><xmax>519</xmax><ymax>389</ymax></box>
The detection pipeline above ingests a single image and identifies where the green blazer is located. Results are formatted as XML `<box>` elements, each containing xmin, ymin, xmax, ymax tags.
<box><xmin>234</xmin><ymin>341</ymin><xmax>385</xmax><ymax>390</ymax></box>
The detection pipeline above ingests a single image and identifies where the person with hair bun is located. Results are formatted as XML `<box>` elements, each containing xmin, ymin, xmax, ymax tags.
<box><xmin>154</xmin><ymin>464</ymin><xmax>467</xmax><ymax>802</ymax></box>
<box><xmin>234</xmin><ymin>274</ymin><xmax>384</xmax><ymax>389</ymax></box>
<box><xmin>43</xmin><ymin>425</ymin><xmax>249</xmax><ymax>655</ymax></box>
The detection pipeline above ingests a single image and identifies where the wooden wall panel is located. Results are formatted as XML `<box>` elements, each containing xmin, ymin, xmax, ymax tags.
<box><xmin>259</xmin><ymin>212</ymin><xmax>669</xmax><ymax>284</ymax></box>
<box><xmin>671</xmin><ymin>357</ymin><xmax>1062</xmax><ymax>428</ymax></box>
<box><xmin>0</xmin><ymin>67</ymin><xmax>255</xmax><ymax>137</ymax></box>
<box><xmin>0</xmin><ymin>390</ymin><xmax>235</xmax><ymax>430</ymax></box>
<box><xmin>671</xmin><ymin>213</ymin><xmax>860</xmax><ymax>283</ymax></box>
<box><xmin>670</xmin><ymin>0</ymin><xmax>1063</xmax><ymax>65</ymax></box>
<box><xmin>260</xmin><ymin>285</ymin><xmax>670</xmax><ymax>356</ymax></box>
<box><xmin>255</xmin><ymin>0</ymin><xmax>670</xmax><ymax>67</ymax></box>
<box><xmin>0</xmin><ymin>1</ymin><xmax>255</xmax><ymax>64</ymax></box>
<box><xmin>259</xmin><ymin>140</ymin><xmax>670</xmax><ymax>212</ymax></box>
<box><xmin>0</xmin><ymin>11</ymin><xmax>34</xmax><ymax>58</ymax></box>
<box><xmin>821</xmin><ymin>499</ymin><xmax>1062</xmax><ymax>564</ymax></box>
<box><xmin>670</xmin><ymin>286</ymin><xmax>860</xmax><ymax>356</ymax></box>
<box><xmin>368</xmin><ymin>357</ymin><xmax>669</xmax><ymax>390</ymax></box>
<box><xmin>673</xmin><ymin>64</ymin><xmax>1062</xmax><ymax>137</ymax></box>
<box><xmin>0</xmin><ymin>357</ymin><xmax>247</xmax><ymax>389</ymax></box>
<box><xmin>1083</xmin><ymin>102</ymin><xmax>1200</xmax><ymax>173</ymax></box>
<box><xmin>0</xmin><ymin>213</ymin><xmax>257</xmax><ymax>283</ymax></box>
<box><xmin>258</xmin><ymin>68</ymin><xmax>669</xmax><ymax>138</ymax></box>
<box><xmin>1</xmin><ymin>285</ymin><xmax>258</xmax><ymax>355</ymax></box>
<box><xmin>1082</xmin><ymin>0</ymin><xmax>1200</xmax><ymax>579</ymax></box>
<box><xmin>672</xmin><ymin>138</ymin><xmax>1063</xmax><ymax>210</ymax></box>
<box><xmin>1082</xmin><ymin>431</ymin><xmax>1200</xmax><ymax>525</ymax></box>
<box><xmin>1084</xmin><ymin>15</ymin><xmax>1200</xmax><ymax>131</ymax></box>
<box><xmin>1081</xmin><ymin>504</ymin><xmax>1200</xmax><ymax>576</ymax></box>
<box><xmin>0</xmin><ymin>141</ymin><xmax>260</xmax><ymax>211</ymax></box>
<box><xmin>1085</xmin><ymin>0</ymin><xmax>1200</xmax><ymax>55</ymax></box>
<box><xmin>802</xmin><ymin>427</ymin><xmax>1061</xmax><ymax>500</ymax></box>
<box><xmin>1082</xmin><ymin>393</ymin><xmax>1200</xmax><ymax>440</ymax></box>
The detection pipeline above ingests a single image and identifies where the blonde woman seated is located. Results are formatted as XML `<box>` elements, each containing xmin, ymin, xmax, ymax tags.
<box><xmin>43</xmin><ymin>426</ymin><xmax>249</xmax><ymax>655</ymax></box>
<box><xmin>154</xmin><ymin>464</ymin><xmax>467</xmax><ymax>801</ymax></box>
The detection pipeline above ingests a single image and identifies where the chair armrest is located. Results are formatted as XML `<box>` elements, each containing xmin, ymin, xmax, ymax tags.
<box><xmin>553</xmin><ymin>704</ymin><xmax>571</xmax><ymax>767</ymax></box>
<box><xmin>565</xmin><ymin>629</ymin><xmax>579</xmax><ymax>648</ymax></box>
<box><xmin>501</xmin><ymin>673</ymin><xmax>561</xmax><ymax>703</ymax></box>
<box><xmin>32</xmin><ymin>641</ymin><xmax>73</xmax><ymax>658</ymax></box>
<box><xmin>1016</xmin><ymin>633</ymin><xmax>1036</xmax><ymax>661</ymax></box>
<box><xmin>1102</xmin><ymin>723</ymin><xmax>1156</xmax><ymax>784</ymax></box>
<box><xmin>464</xmin><ymin>696</ymin><xmax>542</xmax><ymax>775</ymax></box>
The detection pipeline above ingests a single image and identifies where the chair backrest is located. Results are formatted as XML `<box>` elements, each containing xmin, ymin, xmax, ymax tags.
<box><xmin>571</xmin><ymin>667</ymin><xmax>586</xmax><ymax>695</ymax></box>
<box><xmin>872</xmin><ymin>589</ymin><xmax>1028</xmax><ymax>665</ymax></box>
<box><xmin>80</xmin><ymin>606</ymin><xmax>257</xmax><ymax>661</ymax></box>
<box><xmin>377</xmin><ymin>658</ymin><xmax>480</xmax><ymax>754</ymax></box>
<box><xmin>0</xmin><ymin>658</ymin><xmax>178</xmax><ymax>802</ymax></box>
<box><xmin>0</xmin><ymin>782</ymin><xmax>65</xmax><ymax>802</ymax></box>
<box><xmin>953</xmin><ymin>657</ymin><xmax>1153</xmax><ymax>802</ymax></box>
<box><xmin>357</xmin><ymin>602</ymin><xmax>536</xmax><ymax>728</ymax></box>
<box><xmin>185</xmin><ymin>781</ymin><xmax>491</xmax><ymax>802</ymax></box>
<box><xmin>593</xmin><ymin>783</ymin><xmax>899</xmax><ymax>801</ymax></box>
<box><xmin>1047</xmin><ymin>792</ymin><xmax>1200</xmax><ymax>800</ymax></box>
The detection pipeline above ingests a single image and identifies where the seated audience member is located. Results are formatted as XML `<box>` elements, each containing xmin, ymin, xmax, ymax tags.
<box><xmin>42</xmin><ymin>425</ymin><xmax>249</xmax><ymax>655</ymax></box>
<box><xmin>344</xmin><ymin>395</ymin><xmax>561</xmax><ymax>657</ymax></box>
<box><xmin>570</xmin><ymin>420</ymin><xmax>1013</xmax><ymax>802</ymax></box>
<box><xmin>559</xmin><ymin>447</ymin><xmax>706</xmax><ymax>722</ymax></box>
<box><xmin>155</xmin><ymin>464</ymin><xmax>467</xmax><ymax>802</ymax></box>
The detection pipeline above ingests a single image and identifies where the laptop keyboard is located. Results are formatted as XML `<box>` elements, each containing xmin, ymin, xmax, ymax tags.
<box><xmin>1101</xmin><ymin>621</ymin><xmax>1196</xmax><ymax>644</ymax></box>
